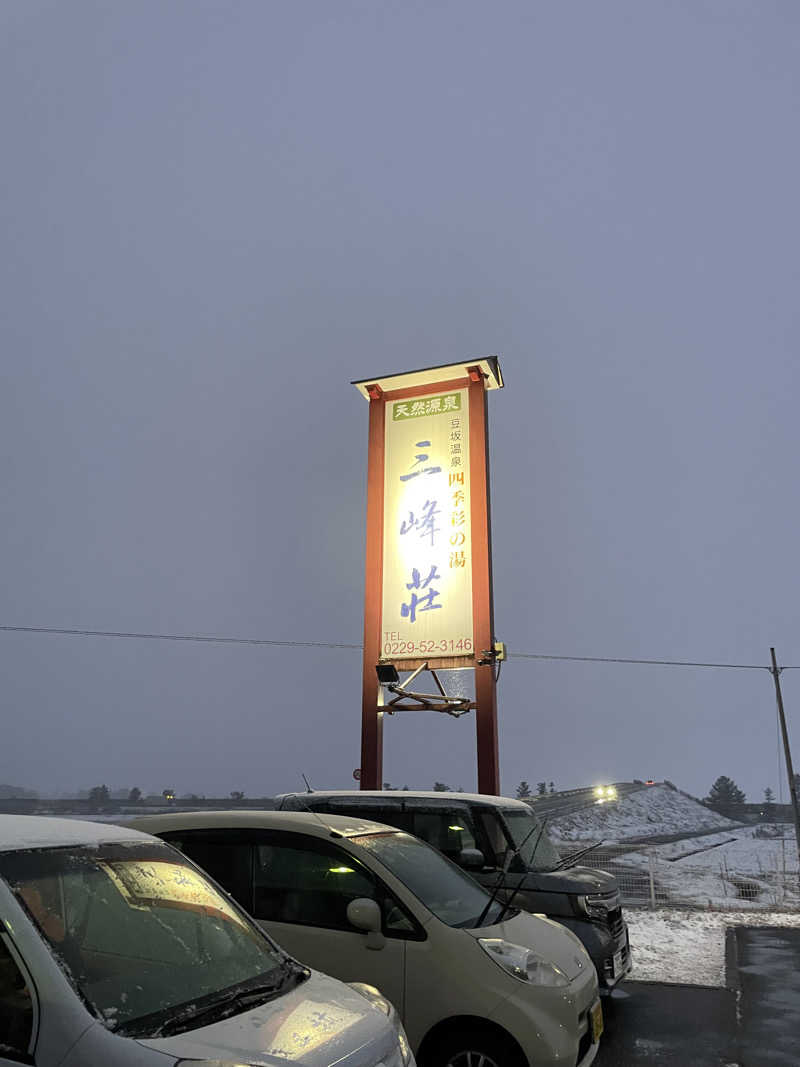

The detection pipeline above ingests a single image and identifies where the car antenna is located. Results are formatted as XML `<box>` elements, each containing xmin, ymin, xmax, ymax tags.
<box><xmin>288</xmin><ymin>776</ymin><xmax>344</xmax><ymax>838</ymax></box>
<box><xmin>475</xmin><ymin>816</ymin><xmax>547</xmax><ymax>928</ymax></box>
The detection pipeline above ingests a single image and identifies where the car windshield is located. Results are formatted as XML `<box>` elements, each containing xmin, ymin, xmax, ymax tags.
<box><xmin>351</xmin><ymin>831</ymin><xmax>505</xmax><ymax>928</ymax></box>
<box><xmin>0</xmin><ymin>842</ymin><xmax>293</xmax><ymax>1037</ymax></box>
<box><xmin>501</xmin><ymin>810</ymin><xmax>562</xmax><ymax>872</ymax></box>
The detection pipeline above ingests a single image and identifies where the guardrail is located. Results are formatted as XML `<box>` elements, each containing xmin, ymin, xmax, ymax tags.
<box><xmin>556</xmin><ymin>834</ymin><xmax>799</xmax><ymax>911</ymax></box>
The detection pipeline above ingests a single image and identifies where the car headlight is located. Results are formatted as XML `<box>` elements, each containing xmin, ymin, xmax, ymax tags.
<box><xmin>478</xmin><ymin>938</ymin><xmax>570</xmax><ymax>987</ymax></box>
<box><xmin>348</xmin><ymin>983</ymin><xmax>413</xmax><ymax>1065</ymax></box>
<box><xmin>395</xmin><ymin>1024</ymin><xmax>413</xmax><ymax>1065</ymax></box>
<box><xmin>576</xmin><ymin>891</ymin><xmax>618</xmax><ymax>918</ymax></box>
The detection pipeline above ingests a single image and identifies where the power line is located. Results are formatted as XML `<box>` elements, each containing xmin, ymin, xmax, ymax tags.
<box><xmin>0</xmin><ymin>625</ymin><xmax>360</xmax><ymax>651</ymax></box>
<box><xmin>0</xmin><ymin>623</ymin><xmax>795</xmax><ymax>669</ymax></box>
<box><xmin>508</xmin><ymin>651</ymin><xmax>779</xmax><ymax>670</ymax></box>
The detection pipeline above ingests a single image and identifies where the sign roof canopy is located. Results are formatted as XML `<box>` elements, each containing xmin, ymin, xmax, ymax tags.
<box><xmin>351</xmin><ymin>356</ymin><xmax>503</xmax><ymax>400</ymax></box>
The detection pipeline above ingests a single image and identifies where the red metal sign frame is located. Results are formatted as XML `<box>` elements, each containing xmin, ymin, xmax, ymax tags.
<box><xmin>358</xmin><ymin>365</ymin><xmax>500</xmax><ymax>794</ymax></box>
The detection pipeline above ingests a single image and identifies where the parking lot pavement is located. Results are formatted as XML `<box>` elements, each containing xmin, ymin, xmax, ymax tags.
<box><xmin>733</xmin><ymin>926</ymin><xmax>800</xmax><ymax>1067</ymax></box>
<box><xmin>594</xmin><ymin>982</ymin><xmax>739</xmax><ymax>1066</ymax></box>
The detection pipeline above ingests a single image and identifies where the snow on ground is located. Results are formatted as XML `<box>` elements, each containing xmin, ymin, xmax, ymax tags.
<box><xmin>618</xmin><ymin>827</ymin><xmax>799</xmax><ymax>909</ymax></box>
<box><xmin>627</xmin><ymin>907</ymin><xmax>800</xmax><ymax>987</ymax></box>
<box><xmin>544</xmin><ymin>786</ymin><xmax>800</xmax><ymax>986</ymax></box>
<box><xmin>548</xmin><ymin>785</ymin><xmax>740</xmax><ymax>841</ymax></box>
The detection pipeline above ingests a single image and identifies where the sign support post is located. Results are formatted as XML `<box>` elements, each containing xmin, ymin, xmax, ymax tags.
<box><xmin>468</xmin><ymin>369</ymin><xmax>500</xmax><ymax>795</ymax></box>
<box><xmin>360</xmin><ymin>385</ymin><xmax>385</xmax><ymax>790</ymax></box>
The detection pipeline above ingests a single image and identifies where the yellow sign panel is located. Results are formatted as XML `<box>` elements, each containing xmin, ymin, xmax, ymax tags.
<box><xmin>381</xmin><ymin>388</ymin><xmax>473</xmax><ymax>659</ymax></box>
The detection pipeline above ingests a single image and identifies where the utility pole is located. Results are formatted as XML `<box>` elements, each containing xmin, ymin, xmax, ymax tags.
<box><xmin>769</xmin><ymin>648</ymin><xmax>800</xmax><ymax>889</ymax></box>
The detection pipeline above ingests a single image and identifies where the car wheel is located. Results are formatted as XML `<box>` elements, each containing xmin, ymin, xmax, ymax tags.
<box><xmin>423</xmin><ymin>1026</ymin><xmax>525</xmax><ymax>1067</ymax></box>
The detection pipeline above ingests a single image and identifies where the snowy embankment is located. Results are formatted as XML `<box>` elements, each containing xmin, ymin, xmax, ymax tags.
<box><xmin>547</xmin><ymin>784</ymin><xmax>738</xmax><ymax>842</ymax></box>
<box><xmin>619</xmin><ymin>827</ymin><xmax>799</xmax><ymax>909</ymax></box>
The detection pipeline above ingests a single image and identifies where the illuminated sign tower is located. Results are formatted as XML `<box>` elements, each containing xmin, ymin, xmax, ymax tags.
<box><xmin>352</xmin><ymin>359</ymin><xmax>504</xmax><ymax>794</ymax></box>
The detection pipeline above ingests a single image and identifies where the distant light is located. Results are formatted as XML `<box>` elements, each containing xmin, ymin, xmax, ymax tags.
<box><xmin>594</xmin><ymin>786</ymin><xmax>605</xmax><ymax>798</ymax></box>
<box><xmin>328</xmin><ymin>866</ymin><xmax>355</xmax><ymax>874</ymax></box>
<box><xmin>448</xmin><ymin>825</ymin><xmax>464</xmax><ymax>831</ymax></box>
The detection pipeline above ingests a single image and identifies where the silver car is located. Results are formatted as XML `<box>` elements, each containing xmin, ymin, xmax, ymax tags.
<box><xmin>0</xmin><ymin>815</ymin><xmax>414</xmax><ymax>1067</ymax></box>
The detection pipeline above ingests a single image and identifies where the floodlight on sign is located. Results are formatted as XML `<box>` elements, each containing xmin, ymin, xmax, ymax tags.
<box><xmin>375</xmin><ymin>663</ymin><xmax>401</xmax><ymax>685</ymax></box>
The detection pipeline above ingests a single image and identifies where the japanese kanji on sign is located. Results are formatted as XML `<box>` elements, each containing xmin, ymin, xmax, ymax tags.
<box><xmin>382</xmin><ymin>389</ymin><xmax>473</xmax><ymax>660</ymax></box>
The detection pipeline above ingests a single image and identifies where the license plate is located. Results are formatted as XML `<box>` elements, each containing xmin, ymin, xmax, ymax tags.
<box><xmin>590</xmin><ymin>1000</ymin><xmax>604</xmax><ymax>1042</ymax></box>
<box><xmin>612</xmin><ymin>949</ymin><xmax>624</xmax><ymax>977</ymax></box>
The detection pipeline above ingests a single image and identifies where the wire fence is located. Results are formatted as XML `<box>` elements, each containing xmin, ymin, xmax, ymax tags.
<box><xmin>555</xmin><ymin>829</ymin><xmax>799</xmax><ymax>911</ymax></box>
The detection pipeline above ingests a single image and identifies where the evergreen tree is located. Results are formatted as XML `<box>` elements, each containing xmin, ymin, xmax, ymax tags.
<box><xmin>433</xmin><ymin>782</ymin><xmax>449</xmax><ymax>792</ymax></box>
<box><xmin>548</xmin><ymin>781</ymin><xmax>555</xmax><ymax>794</ymax></box>
<box><xmin>128</xmin><ymin>786</ymin><xmax>141</xmax><ymax>803</ymax></box>
<box><xmin>705</xmin><ymin>775</ymin><xmax>746</xmax><ymax>811</ymax></box>
<box><xmin>536</xmin><ymin>782</ymin><xmax>547</xmax><ymax>795</ymax></box>
<box><xmin>515</xmin><ymin>781</ymin><xmax>532</xmax><ymax>799</ymax></box>
<box><xmin>88</xmin><ymin>784</ymin><xmax>110</xmax><ymax>809</ymax></box>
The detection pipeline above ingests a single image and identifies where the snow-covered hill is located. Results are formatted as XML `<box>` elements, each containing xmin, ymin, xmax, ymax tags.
<box><xmin>547</xmin><ymin>784</ymin><xmax>740</xmax><ymax>842</ymax></box>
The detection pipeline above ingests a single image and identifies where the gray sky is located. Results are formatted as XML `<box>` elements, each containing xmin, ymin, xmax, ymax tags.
<box><xmin>2</xmin><ymin>1</ymin><xmax>799</xmax><ymax>803</ymax></box>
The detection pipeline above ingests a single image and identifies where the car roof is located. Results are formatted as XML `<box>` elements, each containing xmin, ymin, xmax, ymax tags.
<box><xmin>276</xmin><ymin>790</ymin><xmax>532</xmax><ymax>810</ymax></box>
<box><xmin>0</xmin><ymin>814</ymin><xmax>156</xmax><ymax>853</ymax></box>
<box><xmin>125</xmin><ymin>809</ymin><xmax>398</xmax><ymax>839</ymax></box>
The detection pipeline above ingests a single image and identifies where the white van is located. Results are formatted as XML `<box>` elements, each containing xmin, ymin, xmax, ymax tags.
<box><xmin>131</xmin><ymin>810</ymin><xmax>603</xmax><ymax>1067</ymax></box>
<box><xmin>0</xmin><ymin>815</ymin><xmax>413</xmax><ymax>1067</ymax></box>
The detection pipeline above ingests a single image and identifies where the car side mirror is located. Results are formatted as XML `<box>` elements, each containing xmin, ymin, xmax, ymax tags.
<box><xmin>458</xmin><ymin>848</ymin><xmax>485</xmax><ymax>870</ymax></box>
<box><xmin>346</xmin><ymin>897</ymin><xmax>386</xmax><ymax>950</ymax></box>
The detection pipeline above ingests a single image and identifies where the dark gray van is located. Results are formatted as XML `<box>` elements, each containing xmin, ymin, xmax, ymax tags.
<box><xmin>278</xmin><ymin>790</ymin><xmax>631</xmax><ymax>994</ymax></box>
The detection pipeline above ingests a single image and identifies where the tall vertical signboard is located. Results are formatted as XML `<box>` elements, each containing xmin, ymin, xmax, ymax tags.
<box><xmin>352</xmin><ymin>359</ymin><xmax>504</xmax><ymax>794</ymax></box>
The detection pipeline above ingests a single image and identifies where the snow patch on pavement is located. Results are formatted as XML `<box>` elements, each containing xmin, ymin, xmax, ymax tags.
<box><xmin>627</xmin><ymin>908</ymin><xmax>800</xmax><ymax>987</ymax></box>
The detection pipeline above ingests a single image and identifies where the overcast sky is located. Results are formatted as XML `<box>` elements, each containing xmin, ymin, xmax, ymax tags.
<box><xmin>2</xmin><ymin>1</ymin><xmax>799</xmax><ymax>803</ymax></box>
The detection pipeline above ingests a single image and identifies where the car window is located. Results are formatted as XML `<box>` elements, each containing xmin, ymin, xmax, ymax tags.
<box><xmin>501</xmin><ymin>809</ymin><xmax>562</xmax><ymax>872</ymax></box>
<box><xmin>315</xmin><ymin>802</ymin><xmax>479</xmax><ymax>861</ymax></box>
<box><xmin>352</xmin><ymin>831</ymin><xmax>504</xmax><ymax>928</ymax></box>
<box><xmin>253</xmin><ymin>835</ymin><xmax>417</xmax><ymax>936</ymax></box>
<box><xmin>164</xmin><ymin>833</ymin><xmax>254</xmax><ymax>912</ymax></box>
<box><xmin>0</xmin><ymin>936</ymin><xmax>34</xmax><ymax>1061</ymax></box>
<box><xmin>472</xmin><ymin>810</ymin><xmax>508</xmax><ymax>867</ymax></box>
<box><xmin>409</xmin><ymin>811</ymin><xmax>478</xmax><ymax>859</ymax></box>
<box><xmin>0</xmin><ymin>843</ymin><xmax>287</xmax><ymax>1038</ymax></box>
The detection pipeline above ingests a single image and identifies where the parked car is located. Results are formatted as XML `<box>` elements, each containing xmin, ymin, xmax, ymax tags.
<box><xmin>277</xmin><ymin>791</ymin><xmax>631</xmax><ymax>992</ymax></box>
<box><xmin>129</xmin><ymin>809</ymin><xmax>603</xmax><ymax>1067</ymax></box>
<box><xmin>0</xmin><ymin>815</ymin><xmax>413</xmax><ymax>1067</ymax></box>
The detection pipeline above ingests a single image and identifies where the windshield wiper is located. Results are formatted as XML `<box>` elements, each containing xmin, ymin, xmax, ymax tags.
<box><xmin>146</xmin><ymin>963</ymin><xmax>306</xmax><ymax>1038</ymax></box>
<box><xmin>492</xmin><ymin>817</ymin><xmax>549</xmax><ymax>925</ymax></box>
<box><xmin>474</xmin><ymin>817</ymin><xmax>547</xmax><ymax>928</ymax></box>
<box><xmin>553</xmin><ymin>840</ymin><xmax>604</xmax><ymax>870</ymax></box>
